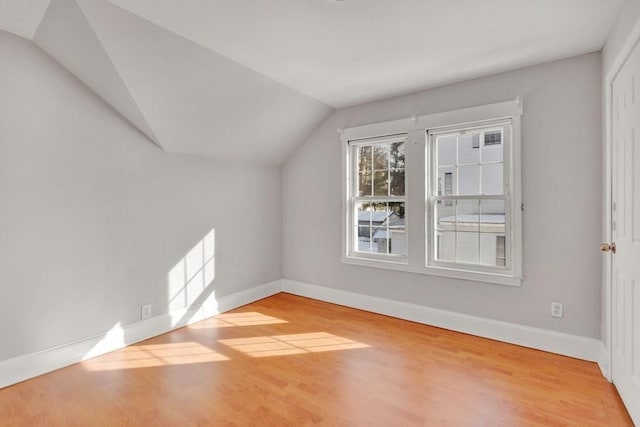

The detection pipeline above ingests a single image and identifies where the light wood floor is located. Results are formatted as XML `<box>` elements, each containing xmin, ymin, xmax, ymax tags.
<box><xmin>1</xmin><ymin>293</ymin><xmax>633</xmax><ymax>426</ymax></box>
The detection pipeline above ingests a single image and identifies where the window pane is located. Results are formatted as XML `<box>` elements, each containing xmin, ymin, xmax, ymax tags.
<box><xmin>458</xmin><ymin>165</ymin><xmax>480</xmax><ymax>195</ymax></box>
<box><xmin>479</xmin><ymin>233</ymin><xmax>503</xmax><ymax>266</ymax></box>
<box><xmin>435</xmin><ymin>200</ymin><xmax>456</xmax><ymax>232</ymax></box>
<box><xmin>437</xmin><ymin>167</ymin><xmax>455</xmax><ymax>196</ymax></box>
<box><xmin>358</xmin><ymin>145</ymin><xmax>372</xmax><ymax>173</ymax></box>
<box><xmin>484</xmin><ymin>130</ymin><xmax>502</xmax><ymax>145</ymax></box>
<box><xmin>356</xmin><ymin>203</ymin><xmax>374</xmax><ymax>253</ymax></box>
<box><xmin>390</xmin><ymin>141</ymin><xmax>405</xmax><ymax>169</ymax></box>
<box><xmin>358</xmin><ymin>172</ymin><xmax>372</xmax><ymax>196</ymax></box>
<box><xmin>373</xmin><ymin>145</ymin><xmax>388</xmax><ymax>171</ymax></box>
<box><xmin>478</xmin><ymin>199</ymin><xmax>506</xmax><ymax>266</ymax></box>
<box><xmin>373</xmin><ymin>171</ymin><xmax>389</xmax><ymax>196</ymax></box>
<box><xmin>457</xmin><ymin>199</ymin><xmax>480</xmax><ymax>232</ymax></box>
<box><xmin>481</xmin><ymin>137</ymin><xmax>503</xmax><ymax>163</ymax></box>
<box><xmin>459</xmin><ymin>133</ymin><xmax>480</xmax><ymax>164</ymax></box>
<box><xmin>436</xmin><ymin>232</ymin><xmax>455</xmax><ymax>262</ymax></box>
<box><xmin>437</xmin><ymin>135</ymin><xmax>456</xmax><ymax>166</ymax></box>
<box><xmin>355</xmin><ymin>201</ymin><xmax>405</xmax><ymax>256</ymax></box>
<box><xmin>387</xmin><ymin>201</ymin><xmax>406</xmax><ymax>255</ymax></box>
<box><xmin>496</xmin><ymin>235</ymin><xmax>506</xmax><ymax>267</ymax></box>
<box><xmin>357</xmin><ymin>205</ymin><xmax>372</xmax><ymax>223</ymax></box>
<box><xmin>481</xmin><ymin>163</ymin><xmax>503</xmax><ymax>195</ymax></box>
<box><xmin>390</xmin><ymin>169</ymin><xmax>405</xmax><ymax>196</ymax></box>
<box><xmin>435</xmin><ymin>199</ymin><xmax>455</xmax><ymax>262</ymax></box>
<box><xmin>480</xmin><ymin>199</ymin><xmax>505</xmax><ymax>234</ymax></box>
<box><xmin>456</xmin><ymin>231</ymin><xmax>480</xmax><ymax>264</ymax></box>
<box><xmin>445</xmin><ymin>173</ymin><xmax>453</xmax><ymax>198</ymax></box>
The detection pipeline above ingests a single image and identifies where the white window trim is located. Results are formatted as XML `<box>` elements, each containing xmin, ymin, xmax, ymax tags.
<box><xmin>341</xmin><ymin>99</ymin><xmax>523</xmax><ymax>287</ymax></box>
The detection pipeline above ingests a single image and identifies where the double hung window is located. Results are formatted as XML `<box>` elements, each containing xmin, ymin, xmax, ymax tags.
<box><xmin>350</xmin><ymin>136</ymin><xmax>407</xmax><ymax>258</ymax></box>
<box><xmin>429</xmin><ymin>121</ymin><xmax>511</xmax><ymax>272</ymax></box>
<box><xmin>342</xmin><ymin>100</ymin><xmax>522</xmax><ymax>286</ymax></box>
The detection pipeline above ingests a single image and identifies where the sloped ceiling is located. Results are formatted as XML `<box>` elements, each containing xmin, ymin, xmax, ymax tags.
<box><xmin>34</xmin><ymin>0</ymin><xmax>160</xmax><ymax>147</ymax></box>
<box><xmin>110</xmin><ymin>0</ymin><xmax>625</xmax><ymax>108</ymax></box>
<box><xmin>30</xmin><ymin>0</ymin><xmax>332</xmax><ymax>164</ymax></box>
<box><xmin>0</xmin><ymin>0</ymin><xmax>626</xmax><ymax>163</ymax></box>
<box><xmin>0</xmin><ymin>0</ymin><xmax>50</xmax><ymax>39</ymax></box>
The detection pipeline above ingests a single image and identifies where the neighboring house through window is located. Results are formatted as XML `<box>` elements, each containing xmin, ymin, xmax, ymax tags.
<box><xmin>342</xmin><ymin>99</ymin><xmax>523</xmax><ymax>286</ymax></box>
<box><xmin>351</xmin><ymin>136</ymin><xmax>407</xmax><ymax>258</ymax></box>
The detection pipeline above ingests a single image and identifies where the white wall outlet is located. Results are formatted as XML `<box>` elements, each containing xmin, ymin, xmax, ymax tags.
<box><xmin>141</xmin><ymin>304</ymin><xmax>152</xmax><ymax>320</ymax></box>
<box><xmin>551</xmin><ymin>301</ymin><xmax>563</xmax><ymax>318</ymax></box>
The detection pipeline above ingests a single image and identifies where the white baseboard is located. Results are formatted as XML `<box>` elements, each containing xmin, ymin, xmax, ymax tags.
<box><xmin>598</xmin><ymin>341</ymin><xmax>611</xmax><ymax>381</ymax></box>
<box><xmin>1</xmin><ymin>278</ymin><xmax>606</xmax><ymax>390</ymax></box>
<box><xmin>0</xmin><ymin>280</ymin><xmax>281</xmax><ymax>389</ymax></box>
<box><xmin>281</xmin><ymin>279</ymin><xmax>602</xmax><ymax>363</ymax></box>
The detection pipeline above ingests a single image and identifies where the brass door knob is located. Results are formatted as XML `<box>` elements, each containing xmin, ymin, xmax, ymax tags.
<box><xmin>601</xmin><ymin>243</ymin><xmax>616</xmax><ymax>253</ymax></box>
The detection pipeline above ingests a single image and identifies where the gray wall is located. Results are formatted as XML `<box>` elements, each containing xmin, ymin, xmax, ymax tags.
<box><xmin>0</xmin><ymin>31</ymin><xmax>282</xmax><ymax>362</ymax></box>
<box><xmin>282</xmin><ymin>52</ymin><xmax>602</xmax><ymax>338</ymax></box>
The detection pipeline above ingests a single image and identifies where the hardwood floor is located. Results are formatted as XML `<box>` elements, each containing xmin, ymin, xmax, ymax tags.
<box><xmin>1</xmin><ymin>293</ymin><xmax>633</xmax><ymax>426</ymax></box>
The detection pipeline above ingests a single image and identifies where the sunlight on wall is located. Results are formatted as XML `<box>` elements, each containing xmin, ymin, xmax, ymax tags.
<box><xmin>187</xmin><ymin>312</ymin><xmax>288</xmax><ymax>329</ymax></box>
<box><xmin>82</xmin><ymin>341</ymin><xmax>229</xmax><ymax>371</ymax></box>
<box><xmin>219</xmin><ymin>332</ymin><xmax>370</xmax><ymax>358</ymax></box>
<box><xmin>168</xmin><ymin>228</ymin><xmax>216</xmax><ymax>314</ymax></box>
<box><xmin>82</xmin><ymin>322</ymin><xmax>125</xmax><ymax>360</ymax></box>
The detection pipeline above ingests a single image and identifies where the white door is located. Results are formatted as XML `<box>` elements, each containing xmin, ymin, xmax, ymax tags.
<box><xmin>610</xmin><ymin>35</ymin><xmax>640</xmax><ymax>425</ymax></box>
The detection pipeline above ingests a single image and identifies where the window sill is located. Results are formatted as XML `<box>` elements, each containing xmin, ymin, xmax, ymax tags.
<box><xmin>341</xmin><ymin>256</ymin><xmax>522</xmax><ymax>287</ymax></box>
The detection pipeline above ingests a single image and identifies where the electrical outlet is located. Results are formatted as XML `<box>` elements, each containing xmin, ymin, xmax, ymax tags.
<box><xmin>141</xmin><ymin>304</ymin><xmax>152</xmax><ymax>320</ymax></box>
<box><xmin>551</xmin><ymin>301</ymin><xmax>563</xmax><ymax>318</ymax></box>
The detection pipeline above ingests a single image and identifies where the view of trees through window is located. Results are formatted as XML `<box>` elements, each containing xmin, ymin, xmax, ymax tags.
<box><xmin>355</xmin><ymin>140</ymin><xmax>406</xmax><ymax>255</ymax></box>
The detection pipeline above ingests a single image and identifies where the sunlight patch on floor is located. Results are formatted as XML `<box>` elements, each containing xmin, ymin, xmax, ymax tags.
<box><xmin>82</xmin><ymin>341</ymin><xmax>229</xmax><ymax>371</ymax></box>
<box><xmin>219</xmin><ymin>332</ymin><xmax>370</xmax><ymax>358</ymax></box>
<box><xmin>188</xmin><ymin>311</ymin><xmax>288</xmax><ymax>329</ymax></box>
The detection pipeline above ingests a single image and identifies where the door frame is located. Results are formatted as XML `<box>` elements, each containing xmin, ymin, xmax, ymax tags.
<box><xmin>603</xmin><ymin>16</ymin><xmax>640</xmax><ymax>383</ymax></box>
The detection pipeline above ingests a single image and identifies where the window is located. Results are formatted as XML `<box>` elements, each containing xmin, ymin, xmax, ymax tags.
<box><xmin>342</xmin><ymin>99</ymin><xmax>522</xmax><ymax>286</ymax></box>
<box><xmin>429</xmin><ymin>121</ymin><xmax>510</xmax><ymax>271</ymax></box>
<box><xmin>349</xmin><ymin>136</ymin><xmax>407</xmax><ymax>258</ymax></box>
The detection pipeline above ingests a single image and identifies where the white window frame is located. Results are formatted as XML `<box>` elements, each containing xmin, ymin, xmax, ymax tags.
<box><xmin>427</xmin><ymin>119</ymin><xmax>512</xmax><ymax>275</ymax></box>
<box><xmin>341</xmin><ymin>99</ymin><xmax>523</xmax><ymax>286</ymax></box>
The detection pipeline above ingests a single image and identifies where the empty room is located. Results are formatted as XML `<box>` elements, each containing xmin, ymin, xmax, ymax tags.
<box><xmin>1</xmin><ymin>0</ymin><xmax>639</xmax><ymax>425</ymax></box>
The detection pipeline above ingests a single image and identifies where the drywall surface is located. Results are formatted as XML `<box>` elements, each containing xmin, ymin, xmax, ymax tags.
<box><xmin>0</xmin><ymin>31</ymin><xmax>281</xmax><ymax>361</ymax></box>
<box><xmin>282</xmin><ymin>53</ymin><xmax>603</xmax><ymax>338</ymax></box>
<box><xmin>603</xmin><ymin>0</ymin><xmax>640</xmax><ymax>74</ymax></box>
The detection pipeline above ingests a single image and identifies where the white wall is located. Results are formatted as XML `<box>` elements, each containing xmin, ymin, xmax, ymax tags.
<box><xmin>0</xmin><ymin>31</ymin><xmax>281</xmax><ymax>362</ymax></box>
<box><xmin>283</xmin><ymin>52</ymin><xmax>602</xmax><ymax>338</ymax></box>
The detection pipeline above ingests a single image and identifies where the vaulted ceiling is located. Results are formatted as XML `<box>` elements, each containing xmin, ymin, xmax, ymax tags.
<box><xmin>0</xmin><ymin>0</ymin><xmax>625</xmax><ymax>163</ymax></box>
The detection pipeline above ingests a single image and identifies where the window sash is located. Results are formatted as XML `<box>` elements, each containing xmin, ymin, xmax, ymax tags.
<box><xmin>427</xmin><ymin>121</ymin><xmax>512</xmax><ymax>272</ymax></box>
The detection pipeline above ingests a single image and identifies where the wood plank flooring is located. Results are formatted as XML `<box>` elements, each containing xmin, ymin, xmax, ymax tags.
<box><xmin>1</xmin><ymin>293</ymin><xmax>633</xmax><ymax>426</ymax></box>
